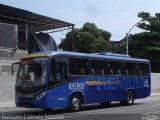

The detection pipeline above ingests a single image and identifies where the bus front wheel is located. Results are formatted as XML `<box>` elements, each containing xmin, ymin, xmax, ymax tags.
<box><xmin>69</xmin><ymin>94</ymin><xmax>82</xmax><ymax>112</ymax></box>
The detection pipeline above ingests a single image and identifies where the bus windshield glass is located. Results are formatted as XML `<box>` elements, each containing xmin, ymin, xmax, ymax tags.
<box><xmin>16</xmin><ymin>57</ymin><xmax>49</xmax><ymax>93</ymax></box>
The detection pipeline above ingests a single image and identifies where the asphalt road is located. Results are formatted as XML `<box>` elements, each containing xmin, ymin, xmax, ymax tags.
<box><xmin>0</xmin><ymin>95</ymin><xmax>160</xmax><ymax>120</ymax></box>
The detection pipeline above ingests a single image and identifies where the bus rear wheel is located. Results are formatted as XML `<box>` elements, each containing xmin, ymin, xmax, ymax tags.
<box><xmin>69</xmin><ymin>94</ymin><xmax>82</xmax><ymax>112</ymax></box>
<box><xmin>121</xmin><ymin>91</ymin><xmax>134</xmax><ymax>106</ymax></box>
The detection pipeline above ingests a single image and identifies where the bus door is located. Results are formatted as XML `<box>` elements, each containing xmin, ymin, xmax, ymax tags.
<box><xmin>48</xmin><ymin>60</ymin><xmax>68</xmax><ymax>107</ymax></box>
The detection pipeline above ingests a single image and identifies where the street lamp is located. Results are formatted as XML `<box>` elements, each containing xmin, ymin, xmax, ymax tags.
<box><xmin>126</xmin><ymin>19</ymin><xmax>144</xmax><ymax>55</ymax></box>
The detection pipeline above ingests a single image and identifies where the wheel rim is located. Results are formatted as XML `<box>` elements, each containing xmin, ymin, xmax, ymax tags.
<box><xmin>128</xmin><ymin>93</ymin><xmax>133</xmax><ymax>104</ymax></box>
<box><xmin>72</xmin><ymin>97</ymin><xmax>80</xmax><ymax>110</ymax></box>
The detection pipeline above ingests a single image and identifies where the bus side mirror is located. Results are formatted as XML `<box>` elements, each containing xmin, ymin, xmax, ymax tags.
<box><xmin>11</xmin><ymin>62</ymin><xmax>20</xmax><ymax>76</ymax></box>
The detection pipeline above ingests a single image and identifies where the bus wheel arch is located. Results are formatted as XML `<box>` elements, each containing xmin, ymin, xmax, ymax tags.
<box><xmin>68</xmin><ymin>92</ymin><xmax>84</xmax><ymax>112</ymax></box>
<box><xmin>127</xmin><ymin>89</ymin><xmax>135</xmax><ymax>98</ymax></box>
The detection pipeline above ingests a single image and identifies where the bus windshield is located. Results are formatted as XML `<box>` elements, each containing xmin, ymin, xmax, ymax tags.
<box><xmin>16</xmin><ymin>57</ymin><xmax>49</xmax><ymax>93</ymax></box>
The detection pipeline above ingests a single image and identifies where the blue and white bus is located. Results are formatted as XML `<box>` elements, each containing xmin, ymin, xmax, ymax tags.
<box><xmin>13</xmin><ymin>51</ymin><xmax>151</xmax><ymax>112</ymax></box>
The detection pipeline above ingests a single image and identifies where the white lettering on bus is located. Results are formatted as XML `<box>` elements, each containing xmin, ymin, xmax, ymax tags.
<box><xmin>69</xmin><ymin>83</ymin><xmax>84</xmax><ymax>90</ymax></box>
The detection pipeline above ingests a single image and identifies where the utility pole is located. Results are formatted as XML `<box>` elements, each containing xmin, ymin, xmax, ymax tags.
<box><xmin>126</xmin><ymin>33</ymin><xmax>128</xmax><ymax>55</ymax></box>
<box><xmin>125</xmin><ymin>19</ymin><xmax>144</xmax><ymax>55</ymax></box>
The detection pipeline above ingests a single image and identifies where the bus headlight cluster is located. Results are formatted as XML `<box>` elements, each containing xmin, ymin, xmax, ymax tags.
<box><xmin>36</xmin><ymin>92</ymin><xmax>46</xmax><ymax>100</ymax></box>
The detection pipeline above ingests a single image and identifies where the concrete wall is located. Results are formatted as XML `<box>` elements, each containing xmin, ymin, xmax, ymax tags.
<box><xmin>0</xmin><ymin>60</ymin><xmax>17</xmax><ymax>102</ymax></box>
<box><xmin>151</xmin><ymin>73</ymin><xmax>160</xmax><ymax>92</ymax></box>
<box><xmin>0</xmin><ymin>49</ymin><xmax>27</xmax><ymax>60</ymax></box>
<box><xmin>0</xmin><ymin>75</ymin><xmax>16</xmax><ymax>102</ymax></box>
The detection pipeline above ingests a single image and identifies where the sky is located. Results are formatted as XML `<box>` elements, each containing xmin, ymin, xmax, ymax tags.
<box><xmin>0</xmin><ymin>0</ymin><xmax>160</xmax><ymax>44</ymax></box>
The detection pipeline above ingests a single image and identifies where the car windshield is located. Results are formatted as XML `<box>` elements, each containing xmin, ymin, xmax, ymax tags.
<box><xmin>16</xmin><ymin>57</ymin><xmax>49</xmax><ymax>93</ymax></box>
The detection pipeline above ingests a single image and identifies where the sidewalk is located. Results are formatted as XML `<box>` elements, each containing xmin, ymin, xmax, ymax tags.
<box><xmin>150</xmin><ymin>92</ymin><xmax>160</xmax><ymax>96</ymax></box>
<box><xmin>0</xmin><ymin>93</ymin><xmax>159</xmax><ymax>109</ymax></box>
<box><xmin>0</xmin><ymin>101</ymin><xmax>15</xmax><ymax>108</ymax></box>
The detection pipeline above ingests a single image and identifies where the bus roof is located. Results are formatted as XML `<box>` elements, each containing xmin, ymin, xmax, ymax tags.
<box><xmin>22</xmin><ymin>51</ymin><xmax>150</xmax><ymax>63</ymax></box>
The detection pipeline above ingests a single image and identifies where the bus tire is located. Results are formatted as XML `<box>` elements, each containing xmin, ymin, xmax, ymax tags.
<box><xmin>120</xmin><ymin>91</ymin><xmax>135</xmax><ymax>106</ymax></box>
<box><xmin>126</xmin><ymin>91</ymin><xmax>135</xmax><ymax>105</ymax></box>
<box><xmin>69</xmin><ymin>94</ymin><xmax>82</xmax><ymax>112</ymax></box>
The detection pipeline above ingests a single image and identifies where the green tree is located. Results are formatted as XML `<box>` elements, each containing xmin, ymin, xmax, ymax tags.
<box><xmin>59</xmin><ymin>22</ymin><xmax>111</xmax><ymax>53</ymax></box>
<box><xmin>127</xmin><ymin>12</ymin><xmax>160</xmax><ymax>72</ymax></box>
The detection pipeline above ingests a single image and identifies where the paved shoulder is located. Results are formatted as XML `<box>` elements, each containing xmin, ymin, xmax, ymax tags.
<box><xmin>0</xmin><ymin>101</ymin><xmax>15</xmax><ymax>108</ymax></box>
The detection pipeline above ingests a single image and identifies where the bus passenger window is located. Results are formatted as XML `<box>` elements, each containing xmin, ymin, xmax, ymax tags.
<box><xmin>138</xmin><ymin>63</ymin><xmax>149</xmax><ymax>76</ymax></box>
<box><xmin>131</xmin><ymin>63</ymin><xmax>138</xmax><ymax>75</ymax></box>
<box><xmin>77</xmin><ymin>68</ymin><xmax>84</xmax><ymax>75</ymax></box>
<box><xmin>50</xmin><ymin>62</ymin><xmax>67</xmax><ymax>81</ymax></box>
<box><xmin>137</xmin><ymin>63</ymin><xmax>144</xmax><ymax>76</ymax></box>
<box><xmin>108</xmin><ymin>61</ymin><xmax>123</xmax><ymax>76</ymax></box>
<box><xmin>109</xmin><ymin>69</ymin><xmax>114</xmax><ymax>75</ymax></box>
<box><xmin>139</xmin><ymin>71</ymin><xmax>143</xmax><ymax>76</ymax></box>
<box><xmin>101</xmin><ymin>70</ymin><xmax>104</xmax><ymax>75</ymax></box>
<box><xmin>90</xmin><ymin>59</ymin><xmax>106</xmax><ymax>75</ymax></box>
<box><xmin>91</xmin><ymin>69</ymin><xmax>94</xmax><ymax>75</ymax></box>
<box><xmin>142</xmin><ymin>63</ymin><xmax>149</xmax><ymax>76</ymax></box>
<box><xmin>123</xmin><ymin>62</ymin><xmax>134</xmax><ymax>75</ymax></box>
<box><xmin>116</xmin><ymin>70</ymin><xmax>121</xmax><ymax>75</ymax></box>
<box><xmin>124</xmin><ymin>70</ymin><xmax>129</xmax><ymax>75</ymax></box>
<box><xmin>94</xmin><ymin>70</ymin><xmax>104</xmax><ymax>75</ymax></box>
<box><xmin>69</xmin><ymin>58</ymin><xmax>89</xmax><ymax>75</ymax></box>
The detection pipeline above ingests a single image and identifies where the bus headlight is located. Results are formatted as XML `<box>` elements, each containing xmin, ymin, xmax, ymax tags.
<box><xmin>36</xmin><ymin>92</ymin><xmax>46</xmax><ymax>100</ymax></box>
